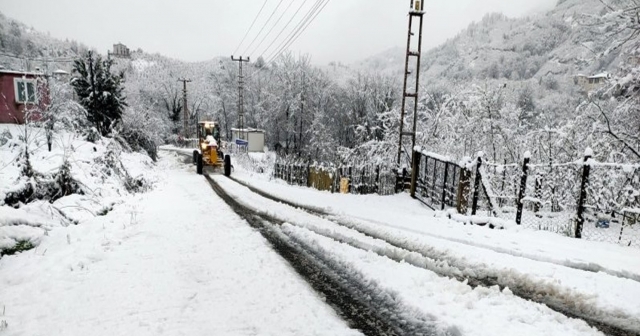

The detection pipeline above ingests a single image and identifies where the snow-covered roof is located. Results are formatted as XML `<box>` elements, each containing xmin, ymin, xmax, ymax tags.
<box><xmin>53</xmin><ymin>69</ymin><xmax>69</xmax><ymax>75</ymax></box>
<box><xmin>231</xmin><ymin>128</ymin><xmax>265</xmax><ymax>133</ymax></box>
<box><xmin>589</xmin><ymin>73</ymin><xmax>609</xmax><ymax>79</ymax></box>
<box><xmin>0</xmin><ymin>69</ymin><xmax>45</xmax><ymax>76</ymax></box>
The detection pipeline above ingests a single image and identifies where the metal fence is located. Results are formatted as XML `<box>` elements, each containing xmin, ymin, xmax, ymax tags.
<box><xmin>274</xmin><ymin>157</ymin><xmax>396</xmax><ymax>196</ymax></box>
<box><xmin>411</xmin><ymin>149</ymin><xmax>640</xmax><ymax>248</ymax></box>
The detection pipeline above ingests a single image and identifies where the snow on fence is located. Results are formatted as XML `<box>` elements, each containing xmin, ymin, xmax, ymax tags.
<box><xmin>412</xmin><ymin>148</ymin><xmax>640</xmax><ymax>248</ymax></box>
<box><xmin>273</xmin><ymin>156</ymin><xmax>396</xmax><ymax>196</ymax></box>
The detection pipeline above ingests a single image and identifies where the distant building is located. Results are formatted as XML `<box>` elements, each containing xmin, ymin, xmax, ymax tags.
<box><xmin>231</xmin><ymin>128</ymin><xmax>266</xmax><ymax>153</ymax></box>
<box><xmin>52</xmin><ymin>69</ymin><xmax>70</xmax><ymax>80</ymax></box>
<box><xmin>109</xmin><ymin>43</ymin><xmax>130</xmax><ymax>58</ymax></box>
<box><xmin>0</xmin><ymin>69</ymin><xmax>49</xmax><ymax>124</ymax></box>
<box><xmin>574</xmin><ymin>73</ymin><xmax>610</xmax><ymax>92</ymax></box>
<box><xmin>627</xmin><ymin>55</ymin><xmax>640</xmax><ymax>67</ymax></box>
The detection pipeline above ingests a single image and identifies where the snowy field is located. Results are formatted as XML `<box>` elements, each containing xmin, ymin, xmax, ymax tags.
<box><xmin>0</xmin><ymin>153</ymin><xmax>360</xmax><ymax>336</ymax></box>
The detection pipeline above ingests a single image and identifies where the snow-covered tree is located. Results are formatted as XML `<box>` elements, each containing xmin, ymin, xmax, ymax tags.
<box><xmin>71</xmin><ymin>51</ymin><xmax>127</xmax><ymax>137</ymax></box>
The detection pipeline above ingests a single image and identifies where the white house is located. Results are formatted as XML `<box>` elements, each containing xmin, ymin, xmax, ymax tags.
<box><xmin>574</xmin><ymin>73</ymin><xmax>610</xmax><ymax>91</ymax></box>
<box><xmin>231</xmin><ymin>128</ymin><xmax>265</xmax><ymax>153</ymax></box>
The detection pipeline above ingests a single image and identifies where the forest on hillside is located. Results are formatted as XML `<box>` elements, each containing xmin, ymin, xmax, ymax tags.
<box><xmin>1</xmin><ymin>0</ymin><xmax>638</xmax><ymax>168</ymax></box>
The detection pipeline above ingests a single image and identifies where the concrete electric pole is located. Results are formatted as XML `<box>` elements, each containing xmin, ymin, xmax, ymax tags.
<box><xmin>231</xmin><ymin>55</ymin><xmax>250</xmax><ymax>140</ymax></box>
<box><xmin>178</xmin><ymin>78</ymin><xmax>192</xmax><ymax>138</ymax></box>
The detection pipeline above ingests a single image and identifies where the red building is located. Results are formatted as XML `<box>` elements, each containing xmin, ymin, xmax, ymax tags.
<box><xmin>0</xmin><ymin>69</ymin><xmax>49</xmax><ymax>124</ymax></box>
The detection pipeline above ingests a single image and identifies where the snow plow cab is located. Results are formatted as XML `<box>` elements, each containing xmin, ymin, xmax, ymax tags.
<box><xmin>193</xmin><ymin>121</ymin><xmax>231</xmax><ymax>176</ymax></box>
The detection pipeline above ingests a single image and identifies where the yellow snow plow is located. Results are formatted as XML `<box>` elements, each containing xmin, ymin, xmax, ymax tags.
<box><xmin>193</xmin><ymin>121</ymin><xmax>231</xmax><ymax>176</ymax></box>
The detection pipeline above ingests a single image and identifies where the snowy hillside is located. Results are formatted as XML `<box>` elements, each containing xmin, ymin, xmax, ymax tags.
<box><xmin>0</xmin><ymin>12</ymin><xmax>87</xmax><ymax>72</ymax></box>
<box><xmin>359</xmin><ymin>0</ymin><xmax>616</xmax><ymax>81</ymax></box>
<box><xmin>0</xmin><ymin>124</ymin><xmax>156</xmax><ymax>256</ymax></box>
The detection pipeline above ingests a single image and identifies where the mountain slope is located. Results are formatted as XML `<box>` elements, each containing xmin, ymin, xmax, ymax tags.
<box><xmin>359</xmin><ymin>0</ymin><xmax>619</xmax><ymax>83</ymax></box>
<box><xmin>0</xmin><ymin>11</ymin><xmax>87</xmax><ymax>72</ymax></box>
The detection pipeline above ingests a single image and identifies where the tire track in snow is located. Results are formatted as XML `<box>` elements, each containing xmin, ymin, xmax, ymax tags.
<box><xmin>205</xmin><ymin>175</ymin><xmax>450</xmax><ymax>336</ymax></box>
<box><xmin>229</xmin><ymin>175</ymin><xmax>640</xmax><ymax>283</ymax></box>
<box><xmin>226</xmin><ymin>176</ymin><xmax>640</xmax><ymax>336</ymax></box>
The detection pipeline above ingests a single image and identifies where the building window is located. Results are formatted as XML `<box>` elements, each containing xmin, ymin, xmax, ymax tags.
<box><xmin>588</xmin><ymin>78</ymin><xmax>594</xmax><ymax>84</ymax></box>
<box><xmin>14</xmin><ymin>78</ymin><xmax>37</xmax><ymax>104</ymax></box>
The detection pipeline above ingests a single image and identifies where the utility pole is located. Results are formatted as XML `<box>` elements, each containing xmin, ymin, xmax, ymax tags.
<box><xmin>397</xmin><ymin>0</ymin><xmax>425</xmax><ymax>168</ymax></box>
<box><xmin>231</xmin><ymin>55</ymin><xmax>250</xmax><ymax>140</ymax></box>
<box><xmin>178</xmin><ymin>78</ymin><xmax>192</xmax><ymax>138</ymax></box>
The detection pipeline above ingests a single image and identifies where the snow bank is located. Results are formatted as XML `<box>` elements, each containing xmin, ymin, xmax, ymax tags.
<box><xmin>0</xmin><ymin>124</ymin><xmax>157</xmax><ymax>254</ymax></box>
<box><xmin>225</xmin><ymin>170</ymin><xmax>640</xmax><ymax>332</ymax></box>
<box><xmin>0</xmin><ymin>155</ymin><xmax>359</xmax><ymax>335</ymax></box>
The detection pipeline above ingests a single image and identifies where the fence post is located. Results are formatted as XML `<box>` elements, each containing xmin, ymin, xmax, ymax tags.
<box><xmin>410</xmin><ymin>149</ymin><xmax>421</xmax><ymax>198</ymax></box>
<box><xmin>534</xmin><ymin>172</ymin><xmax>542</xmax><ymax>213</ymax></box>
<box><xmin>307</xmin><ymin>164</ymin><xmax>311</xmax><ymax>188</ymax></box>
<box><xmin>361</xmin><ymin>167</ymin><xmax>365</xmax><ymax>194</ymax></box>
<box><xmin>441</xmin><ymin>162</ymin><xmax>450</xmax><ymax>210</ymax></box>
<box><xmin>471</xmin><ymin>153</ymin><xmax>483</xmax><ymax>215</ymax></box>
<box><xmin>348</xmin><ymin>166</ymin><xmax>353</xmax><ymax>194</ymax></box>
<box><xmin>499</xmin><ymin>159</ymin><xmax>507</xmax><ymax>208</ymax></box>
<box><xmin>515</xmin><ymin>151</ymin><xmax>531</xmax><ymax>225</ymax></box>
<box><xmin>575</xmin><ymin>148</ymin><xmax>593</xmax><ymax>239</ymax></box>
<box><xmin>375</xmin><ymin>165</ymin><xmax>380</xmax><ymax>195</ymax></box>
<box><xmin>431</xmin><ymin>160</ymin><xmax>438</xmax><ymax>202</ymax></box>
<box><xmin>457</xmin><ymin>158</ymin><xmax>472</xmax><ymax>214</ymax></box>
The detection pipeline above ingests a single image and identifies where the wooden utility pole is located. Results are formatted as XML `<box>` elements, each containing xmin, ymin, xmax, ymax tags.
<box><xmin>397</xmin><ymin>0</ymin><xmax>425</xmax><ymax>167</ymax></box>
<box><xmin>231</xmin><ymin>55</ymin><xmax>250</xmax><ymax>140</ymax></box>
<box><xmin>178</xmin><ymin>78</ymin><xmax>192</xmax><ymax>138</ymax></box>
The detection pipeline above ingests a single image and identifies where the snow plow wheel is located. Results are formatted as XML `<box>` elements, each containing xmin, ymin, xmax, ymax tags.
<box><xmin>192</xmin><ymin>150</ymin><xmax>198</xmax><ymax>165</ymax></box>
<box><xmin>224</xmin><ymin>155</ymin><xmax>231</xmax><ymax>177</ymax></box>
<box><xmin>197</xmin><ymin>153</ymin><xmax>204</xmax><ymax>175</ymax></box>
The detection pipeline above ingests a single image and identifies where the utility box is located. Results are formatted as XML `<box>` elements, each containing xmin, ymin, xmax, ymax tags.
<box><xmin>231</xmin><ymin>128</ymin><xmax>265</xmax><ymax>152</ymax></box>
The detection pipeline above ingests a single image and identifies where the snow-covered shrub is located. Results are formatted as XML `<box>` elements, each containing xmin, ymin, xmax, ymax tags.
<box><xmin>0</xmin><ymin>129</ymin><xmax>11</xmax><ymax>146</ymax></box>
<box><xmin>3</xmin><ymin>157</ymin><xmax>84</xmax><ymax>207</ymax></box>
<box><xmin>95</xmin><ymin>140</ymin><xmax>152</xmax><ymax>193</ymax></box>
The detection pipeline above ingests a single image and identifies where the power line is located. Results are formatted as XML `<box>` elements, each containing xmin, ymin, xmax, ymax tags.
<box><xmin>243</xmin><ymin>0</ymin><xmax>286</xmax><ymax>56</ymax></box>
<box><xmin>233</xmin><ymin>0</ymin><xmax>269</xmax><ymax>55</ymax></box>
<box><xmin>249</xmin><ymin>0</ymin><xmax>297</xmax><ymax>57</ymax></box>
<box><xmin>0</xmin><ymin>52</ymin><xmax>76</xmax><ymax>63</ymax></box>
<box><xmin>246</xmin><ymin>0</ymin><xmax>329</xmax><ymax>82</ymax></box>
<box><xmin>255</xmin><ymin>0</ymin><xmax>310</xmax><ymax>59</ymax></box>
<box><xmin>264</xmin><ymin>0</ymin><xmax>325</xmax><ymax>63</ymax></box>
<box><xmin>266</xmin><ymin>0</ymin><xmax>329</xmax><ymax>63</ymax></box>
<box><xmin>265</xmin><ymin>0</ymin><xmax>322</xmax><ymax>62</ymax></box>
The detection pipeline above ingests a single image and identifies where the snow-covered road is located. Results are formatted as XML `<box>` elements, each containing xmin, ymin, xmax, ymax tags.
<box><xmin>3</xmin><ymin>153</ymin><xmax>640</xmax><ymax>336</ymax></box>
<box><xmin>220</xmin><ymin>168</ymin><xmax>640</xmax><ymax>336</ymax></box>
<box><xmin>0</xmin><ymin>155</ymin><xmax>360</xmax><ymax>336</ymax></box>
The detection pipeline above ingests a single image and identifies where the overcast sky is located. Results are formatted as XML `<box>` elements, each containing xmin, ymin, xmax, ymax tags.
<box><xmin>1</xmin><ymin>0</ymin><xmax>557</xmax><ymax>65</ymax></box>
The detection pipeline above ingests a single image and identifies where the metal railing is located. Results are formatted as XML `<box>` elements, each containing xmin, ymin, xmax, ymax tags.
<box><xmin>410</xmin><ymin>148</ymin><xmax>640</xmax><ymax>248</ymax></box>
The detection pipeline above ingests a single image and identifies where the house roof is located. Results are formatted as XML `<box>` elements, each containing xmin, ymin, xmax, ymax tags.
<box><xmin>0</xmin><ymin>69</ymin><xmax>45</xmax><ymax>76</ymax></box>
<box><xmin>231</xmin><ymin>128</ymin><xmax>265</xmax><ymax>133</ymax></box>
<box><xmin>53</xmin><ymin>69</ymin><xmax>69</xmax><ymax>75</ymax></box>
<box><xmin>589</xmin><ymin>73</ymin><xmax>609</xmax><ymax>79</ymax></box>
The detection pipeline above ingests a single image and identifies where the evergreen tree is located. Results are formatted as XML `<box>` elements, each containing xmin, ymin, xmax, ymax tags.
<box><xmin>71</xmin><ymin>50</ymin><xmax>126</xmax><ymax>136</ymax></box>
